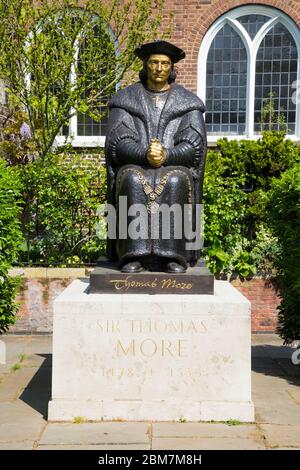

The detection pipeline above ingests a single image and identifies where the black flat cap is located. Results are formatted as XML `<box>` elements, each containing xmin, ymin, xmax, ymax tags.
<box><xmin>134</xmin><ymin>40</ymin><xmax>185</xmax><ymax>63</ymax></box>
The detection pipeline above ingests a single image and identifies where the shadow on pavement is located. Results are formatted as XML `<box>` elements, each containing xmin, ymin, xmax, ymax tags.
<box><xmin>252</xmin><ymin>344</ymin><xmax>300</xmax><ymax>386</ymax></box>
<box><xmin>19</xmin><ymin>354</ymin><xmax>52</xmax><ymax>419</ymax></box>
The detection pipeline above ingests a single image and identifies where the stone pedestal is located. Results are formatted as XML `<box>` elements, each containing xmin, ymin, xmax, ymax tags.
<box><xmin>48</xmin><ymin>280</ymin><xmax>254</xmax><ymax>422</ymax></box>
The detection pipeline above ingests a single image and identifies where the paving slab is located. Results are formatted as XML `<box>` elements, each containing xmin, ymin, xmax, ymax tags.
<box><xmin>0</xmin><ymin>336</ymin><xmax>31</xmax><ymax>373</ymax></box>
<box><xmin>37</xmin><ymin>444</ymin><xmax>150</xmax><ymax>450</ymax></box>
<box><xmin>0</xmin><ymin>423</ymin><xmax>45</xmax><ymax>445</ymax></box>
<box><xmin>275</xmin><ymin>359</ymin><xmax>300</xmax><ymax>378</ymax></box>
<box><xmin>252</xmin><ymin>357</ymin><xmax>283</xmax><ymax>371</ymax></box>
<box><xmin>255</xmin><ymin>404</ymin><xmax>300</xmax><ymax>426</ymax></box>
<box><xmin>251</xmin><ymin>346</ymin><xmax>269</xmax><ymax>358</ymax></box>
<box><xmin>0</xmin><ymin>333</ymin><xmax>299</xmax><ymax>449</ymax></box>
<box><xmin>0</xmin><ymin>401</ymin><xmax>45</xmax><ymax>445</ymax></box>
<box><xmin>252</xmin><ymin>389</ymin><xmax>295</xmax><ymax>408</ymax></box>
<box><xmin>252</xmin><ymin>335</ymin><xmax>283</xmax><ymax>346</ymax></box>
<box><xmin>19</xmin><ymin>353</ymin><xmax>49</xmax><ymax>369</ymax></box>
<box><xmin>152</xmin><ymin>438</ymin><xmax>265</xmax><ymax>450</ymax></box>
<box><xmin>260</xmin><ymin>424</ymin><xmax>300</xmax><ymax>449</ymax></box>
<box><xmin>152</xmin><ymin>423</ymin><xmax>260</xmax><ymax>439</ymax></box>
<box><xmin>0</xmin><ymin>367</ymin><xmax>40</xmax><ymax>402</ymax></box>
<box><xmin>0</xmin><ymin>400</ymin><xmax>44</xmax><ymax>423</ymax></box>
<box><xmin>252</xmin><ymin>371</ymin><xmax>291</xmax><ymax>391</ymax></box>
<box><xmin>0</xmin><ymin>442</ymin><xmax>34</xmax><ymax>450</ymax></box>
<box><xmin>22</xmin><ymin>336</ymin><xmax>53</xmax><ymax>355</ymax></box>
<box><xmin>287</xmin><ymin>388</ymin><xmax>300</xmax><ymax>404</ymax></box>
<box><xmin>40</xmin><ymin>422</ymin><xmax>150</xmax><ymax>445</ymax></box>
<box><xmin>21</xmin><ymin>366</ymin><xmax>52</xmax><ymax>391</ymax></box>
<box><xmin>263</xmin><ymin>345</ymin><xmax>297</xmax><ymax>360</ymax></box>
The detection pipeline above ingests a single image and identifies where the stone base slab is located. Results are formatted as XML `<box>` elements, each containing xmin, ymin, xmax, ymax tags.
<box><xmin>49</xmin><ymin>280</ymin><xmax>254</xmax><ymax>422</ymax></box>
<box><xmin>48</xmin><ymin>399</ymin><xmax>254</xmax><ymax>422</ymax></box>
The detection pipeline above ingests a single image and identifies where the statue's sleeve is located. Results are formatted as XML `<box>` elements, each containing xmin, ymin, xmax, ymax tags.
<box><xmin>105</xmin><ymin>107</ymin><xmax>146</xmax><ymax>167</ymax></box>
<box><xmin>165</xmin><ymin>109</ymin><xmax>206</xmax><ymax>168</ymax></box>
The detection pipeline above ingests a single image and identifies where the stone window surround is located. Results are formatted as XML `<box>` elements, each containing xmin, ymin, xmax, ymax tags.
<box><xmin>197</xmin><ymin>4</ymin><xmax>300</xmax><ymax>144</ymax></box>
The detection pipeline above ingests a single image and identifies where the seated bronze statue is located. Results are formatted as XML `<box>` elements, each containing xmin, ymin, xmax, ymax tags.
<box><xmin>105</xmin><ymin>40</ymin><xmax>207</xmax><ymax>273</ymax></box>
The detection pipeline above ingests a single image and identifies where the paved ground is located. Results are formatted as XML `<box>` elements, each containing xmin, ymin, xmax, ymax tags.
<box><xmin>0</xmin><ymin>334</ymin><xmax>299</xmax><ymax>450</ymax></box>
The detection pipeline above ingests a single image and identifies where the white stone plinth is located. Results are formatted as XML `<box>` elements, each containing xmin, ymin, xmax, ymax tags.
<box><xmin>48</xmin><ymin>280</ymin><xmax>254</xmax><ymax>422</ymax></box>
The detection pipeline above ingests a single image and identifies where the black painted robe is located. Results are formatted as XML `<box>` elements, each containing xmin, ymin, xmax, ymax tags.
<box><xmin>105</xmin><ymin>82</ymin><xmax>207</xmax><ymax>268</ymax></box>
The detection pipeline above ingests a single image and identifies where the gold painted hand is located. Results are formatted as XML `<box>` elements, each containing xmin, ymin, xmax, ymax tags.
<box><xmin>147</xmin><ymin>138</ymin><xmax>167</xmax><ymax>168</ymax></box>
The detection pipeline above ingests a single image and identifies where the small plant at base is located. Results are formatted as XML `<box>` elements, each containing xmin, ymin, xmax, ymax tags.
<box><xmin>73</xmin><ymin>416</ymin><xmax>86</xmax><ymax>424</ymax></box>
<box><xmin>11</xmin><ymin>363</ymin><xmax>21</xmax><ymax>372</ymax></box>
<box><xmin>225</xmin><ymin>419</ymin><xmax>242</xmax><ymax>426</ymax></box>
<box><xmin>179</xmin><ymin>416</ymin><xmax>187</xmax><ymax>423</ymax></box>
<box><xmin>18</xmin><ymin>353</ymin><xmax>27</xmax><ymax>363</ymax></box>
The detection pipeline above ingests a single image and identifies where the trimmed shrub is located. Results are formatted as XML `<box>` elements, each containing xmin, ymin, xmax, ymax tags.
<box><xmin>20</xmin><ymin>152</ymin><xmax>107</xmax><ymax>265</ymax></box>
<box><xmin>269</xmin><ymin>164</ymin><xmax>300</xmax><ymax>344</ymax></box>
<box><xmin>0</xmin><ymin>159</ymin><xmax>23</xmax><ymax>333</ymax></box>
<box><xmin>203</xmin><ymin>131</ymin><xmax>300</xmax><ymax>277</ymax></box>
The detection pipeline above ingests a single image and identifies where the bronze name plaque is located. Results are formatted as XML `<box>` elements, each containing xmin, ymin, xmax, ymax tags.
<box><xmin>89</xmin><ymin>261</ymin><xmax>214</xmax><ymax>295</ymax></box>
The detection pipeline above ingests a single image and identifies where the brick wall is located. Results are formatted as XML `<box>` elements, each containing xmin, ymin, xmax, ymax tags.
<box><xmin>232</xmin><ymin>277</ymin><xmax>280</xmax><ymax>333</ymax></box>
<box><xmin>9</xmin><ymin>269</ymin><xmax>280</xmax><ymax>334</ymax></box>
<box><xmin>161</xmin><ymin>0</ymin><xmax>300</xmax><ymax>92</ymax></box>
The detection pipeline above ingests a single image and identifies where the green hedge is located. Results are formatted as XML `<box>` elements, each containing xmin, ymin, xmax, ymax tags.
<box><xmin>203</xmin><ymin>131</ymin><xmax>300</xmax><ymax>277</ymax></box>
<box><xmin>269</xmin><ymin>164</ymin><xmax>300</xmax><ymax>344</ymax></box>
<box><xmin>0</xmin><ymin>159</ymin><xmax>23</xmax><ymax>333</ymax></box>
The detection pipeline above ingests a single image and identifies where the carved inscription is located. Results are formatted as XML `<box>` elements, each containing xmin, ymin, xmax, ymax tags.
<box><xmin>97</xmin><ymin>318</ymin><xmax>207</xmax><ymax>372</ymax></box>
<box><xmin>109</xmin><ymin>276</ymin><xmax>193</xmax><ymax>292</ymax></box>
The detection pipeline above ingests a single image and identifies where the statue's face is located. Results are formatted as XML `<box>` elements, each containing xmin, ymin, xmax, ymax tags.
<box><xmin>146</xmin><ymin>54</ymin><xmax>172</xmax><ymax>86</ymax></box>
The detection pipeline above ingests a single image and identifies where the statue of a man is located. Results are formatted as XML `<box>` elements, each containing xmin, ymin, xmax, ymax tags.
<box><xmin>105</xmin><ymin>40</ymin><xmax>207</xmax><ymax>273</ymax></box>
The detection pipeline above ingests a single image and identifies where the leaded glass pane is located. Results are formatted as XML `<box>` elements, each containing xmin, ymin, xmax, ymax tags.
<box><xmin>77</xmin><ymin>27</ymin><xmax>109</xmax><ymax>137</ymax></box>
<box><xmin>206</xmin><ymin>24</ymin><xmax>247</xmax><ymax>135</ymax></box>
<box><xmin>237</xmin><ymin>15</ymin><xmax>270</xmax><ymax>39</ymax></box>
<box><xmin>254</xmin><ymin>23</ymin><xmax>298</xmax><ymax>134</ymax></box>
<box><xmin>77</xmin><ymin>104</ymin><xmax>108</xmax><ymax>137</ymax></box>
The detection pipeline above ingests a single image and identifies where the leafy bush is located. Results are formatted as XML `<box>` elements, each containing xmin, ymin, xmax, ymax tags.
<box><xmin>203</xmin><ymin>131</ymin><xmax>300</xmax><ymax>277</ymax></box>
<box><xmin>0</xmin><ymin>159</ymin><xmax>23</xmax><ymax>333</ymax></box>
<box><xmin>202</xmin><ymin>173</ymin><xmax>254</xmax><ymax>277</ymax></box>
<box><xmin>20</xmin><ymin>152</ymin><xmax>107</xmax><ymax>266</ymax></box>
<box><xmin>269</xmin><ymin>164</ymin><xmax>300</xmax><ymax>344</ymax></box>
<box><xmin>0</xmin><ymin>0</ymin><xmax>169</xmax><ymax>159</ymax></box>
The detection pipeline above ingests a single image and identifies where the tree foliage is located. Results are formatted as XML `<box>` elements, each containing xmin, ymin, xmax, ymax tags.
<box><xmin>0</xmin><ymin>0</ymin><xmax>171</xmax><ymax>158</ymax></box>
<box><xmin>0</xmin><ymin>159</ymin><xmax>23</xmax><ymax>333</ymax></box>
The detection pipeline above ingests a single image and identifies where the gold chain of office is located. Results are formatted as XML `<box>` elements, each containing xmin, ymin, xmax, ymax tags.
<box><xmin>118</xmin><ymin>168</ymin><xmax>192</xmax><ymax>214</ymax></box>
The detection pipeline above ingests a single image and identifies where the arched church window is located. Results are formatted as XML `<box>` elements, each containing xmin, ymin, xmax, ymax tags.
<box><xmin>198</xmin><ymin>6</ymin><xmax>300</xmax><ymax>142</ymax></box>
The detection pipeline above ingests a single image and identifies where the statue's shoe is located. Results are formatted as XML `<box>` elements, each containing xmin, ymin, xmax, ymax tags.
<box><xmin>165</xmin><ymin>261</ymin><xmax>186</xmax><ymax>273</ymax></box>
<box><xmin>121</xmin><ymin>261</ymin><xmax>144</xmax><ymax>273</ymax></box>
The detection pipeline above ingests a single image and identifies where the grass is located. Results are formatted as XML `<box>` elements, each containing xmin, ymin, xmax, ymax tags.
<box><xmin>18</xmin><ymin>352</ymin><xmax>28</xmax><ymax>363</ymax></box>
<box><xmin>10</xmin><ymin>352</ymin><xmax>28</xmax><ymax>372</ymax></box>
<box><xmin>73</xmin><ymin>416</ymin><xmax>86</xmax><ymax>424</ymax></box>
<box><xmin>225</xmin><ymin>419</ymin><xmax>242</xmax><ymax>426</ymax></box>
<box><xmin>11</xmin><ymin>363</ymin><xmax>21</xmax><ymax>372</ymax></box>
<box><xmin>201</xmin><ymin>419</ymin><xmax>244</xmax><ymax>426</ymax></box>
